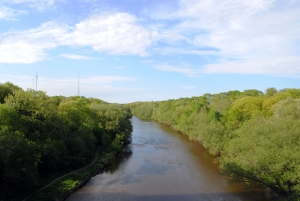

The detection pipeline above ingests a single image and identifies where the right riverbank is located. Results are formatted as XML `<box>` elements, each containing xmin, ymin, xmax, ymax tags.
<box><xmin>128</xmin><ymin>89</ymin><xmax>300</xmax><ymax>200</ymax></box>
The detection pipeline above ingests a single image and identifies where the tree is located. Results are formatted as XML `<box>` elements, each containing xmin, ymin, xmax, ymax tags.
<box><xmin>226</xmin><ymin>96</ymin><xmax>264</xmax><ymax>129</ymax></box>
<box><xmin>0</xmin><ymin>84</ymin><xmax>133</xmax><ymax>199</ymax></box>
<box><xmin>241</xmin><ymin>89</ymin><xmax>264</xmax><ymax>97</ymax></box>
<box><xmin>265</xmin><ymin>87</ymin><xmax>278</xmax><ymax>97</ymax></box>
<box><xmin>0</xmin><ymin>127</ymin><xmax>40</xmax><ymax>193</ymax></box>
<box><xmin>0</xmin><ymin>104</ymin><xmax>22</xmax><ymax>131</ymax></box>
<box><xmin>220</xmin><ymin>98</ymin><xmax>300</xmax><ymax>197</ymax></box>
<box><xmin>0</xmin><ymin>82</ymin><xmax>21</xmax><ymax>103</ymax></box>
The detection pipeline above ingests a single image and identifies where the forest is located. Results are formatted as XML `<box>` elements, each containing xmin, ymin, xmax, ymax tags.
<box><xmin>129</xmin><ymin>87</ymin><xmax>300</xmax><ymax>199</ymax></box>
<box><xmin>0</xmin><ymin>82</ymin><xmax>132</xmax><ymax>200</ymax></box>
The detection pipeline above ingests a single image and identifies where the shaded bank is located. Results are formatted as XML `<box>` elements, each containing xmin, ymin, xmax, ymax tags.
<box><xmin>26</xmin><ymin>147</ymin><xmax>118</xmax><ymax>201</ymax></box>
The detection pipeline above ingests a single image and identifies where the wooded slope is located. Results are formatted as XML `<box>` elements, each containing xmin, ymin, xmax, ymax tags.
<box><xmin>129</xmin><ymin>88</ymin><xmax>300</xmax><ymax>199</ymax></box>
<box><xmin>0</xmin><ymin>82</ymin><xmax>132</xmax><ymax>200</ymax></box>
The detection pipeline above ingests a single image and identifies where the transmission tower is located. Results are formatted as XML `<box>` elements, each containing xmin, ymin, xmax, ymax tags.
<box><xmin>35</xmin><ymin>72</ymin><xmax>38</xmax><ymax>91</ymax></box>
<box><xmin>78</xmin><ymin>72</ymin><xmax>80</xmax><ymax>96</ymax></box>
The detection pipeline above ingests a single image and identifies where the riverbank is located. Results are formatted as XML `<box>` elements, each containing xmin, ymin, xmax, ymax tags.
<box><xmin>129</xmin><ymin>93</ymin><xmax>300</xmax><ymax>200</ymax></box>
<box><xmin>24</xmin><ymin>146</ymin><xmax>117</xmax><ymax>201</ymax></box>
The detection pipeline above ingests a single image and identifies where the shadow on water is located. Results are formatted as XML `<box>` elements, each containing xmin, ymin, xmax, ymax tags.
<box><xmin>103</xmin><ymin>147</ymin><xmax>133</xmax><ymax>174</ymax></box>
<box><xmin>71</xmin><ymin>192</ymin><xmax>267</xmax><ymax>201</ymax></box>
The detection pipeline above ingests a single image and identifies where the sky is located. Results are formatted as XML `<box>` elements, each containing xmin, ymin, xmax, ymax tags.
<box><xmin>0</xmin><ymin>0</ymin><xmax>299</xmax><ymax>103</ymax></box>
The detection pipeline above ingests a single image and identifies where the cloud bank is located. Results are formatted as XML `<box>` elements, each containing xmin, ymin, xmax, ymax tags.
<box><xmin>0</xmin><ymin>12</ymin><xmax>157</xmax><ymax>63</ymax></box>
<box><xmin>150</xmin><ymin>0</ymin><xmax>300</xmax><ymax>76</ymax></box>
<box><xmin>0</xmin><ymin>0</ymin><xmax>299</xmax><ymax>77</ymax></box>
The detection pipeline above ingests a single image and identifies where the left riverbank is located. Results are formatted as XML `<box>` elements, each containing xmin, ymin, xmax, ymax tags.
<box><xmin>24</xmin><ymin>146</ymin><xmax>118</xmax><ymax>201</ymax></box>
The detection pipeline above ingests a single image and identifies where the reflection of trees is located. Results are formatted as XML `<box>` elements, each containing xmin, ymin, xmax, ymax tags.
<box><xmin>103</xmin><ymin>147</ymin><xmax>133</xmax><ymax>174</ymax></box>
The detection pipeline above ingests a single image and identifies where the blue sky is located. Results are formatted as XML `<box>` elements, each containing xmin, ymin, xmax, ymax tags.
<box><xmin>0</xmin><ymin>0</ymin><xmax>299</xmax><ymax>103</ymax></box>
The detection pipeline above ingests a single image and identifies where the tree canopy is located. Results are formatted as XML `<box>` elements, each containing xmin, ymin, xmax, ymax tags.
<box><xmin>0</xmin><ymin>82</ymin><xmax>132</xmax><ymax>199</ymax></box>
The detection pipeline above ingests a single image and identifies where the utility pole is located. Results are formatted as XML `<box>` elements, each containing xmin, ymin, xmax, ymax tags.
<box><xmin>78</xmin><ymin>72</ymin><xmax>80</xmax><ymax>96</ymax></box>
<box><xmin>35</xmin><ymin>72</ymin><xmax>38</xmax><ymax>91</ymax></box>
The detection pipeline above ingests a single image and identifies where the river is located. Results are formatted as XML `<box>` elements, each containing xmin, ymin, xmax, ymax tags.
<box><xmin>67</xmin><ymin>116</ymin><xmax>267</xmax><ymax>201</ymax></box>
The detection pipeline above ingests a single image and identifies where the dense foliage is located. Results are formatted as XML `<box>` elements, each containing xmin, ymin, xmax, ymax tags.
<box><xmin>129</xmin><ymin>88</ymin><xmax>300</xmax><ymax>199</ymax></box>
<box><xmin>0</xmin><ymin>82</ymin><xmax>132</xmax><ymax>200</ymax></box>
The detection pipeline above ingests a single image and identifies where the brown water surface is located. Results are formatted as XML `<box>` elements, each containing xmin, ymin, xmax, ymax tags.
<box><xmin>67</xmin><ymin>116</ymin><xmax>267</xmax><ymax>201</ymax></box>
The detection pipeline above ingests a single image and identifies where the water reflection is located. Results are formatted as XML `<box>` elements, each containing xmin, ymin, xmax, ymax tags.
<box><xmin>103</xmin><ymin>149</ymin><xmax>133</xmax><ymax>174</ymax></box>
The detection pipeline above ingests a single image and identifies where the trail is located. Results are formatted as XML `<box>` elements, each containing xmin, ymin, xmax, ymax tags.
<box><xmin>22</xmin><ymin>147</ymin><xmax>101</xmax><ymax>201</ymax></box>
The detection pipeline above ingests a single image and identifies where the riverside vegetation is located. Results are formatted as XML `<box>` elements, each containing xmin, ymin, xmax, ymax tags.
<box><xmin>1</xmin><ymin>81</ymin><xmax>300</xmax><ymax>200</ymax></box>
<box><xmin>0</xmin><ymin>82</ymin><xmax>132</xmax><ymax>201</ymax></box>
<box><xmin>129</xmin><ymin>88</ymin><xmax>300</xmax><ymax>200</ymax></box>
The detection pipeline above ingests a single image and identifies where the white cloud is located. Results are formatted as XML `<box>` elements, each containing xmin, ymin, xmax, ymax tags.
<box><xmin>1</xmin><ymin>0</ymin><xmax>299</xmax><ymax>78</ymax></box>
<box><xmin>0</xmin><ymin>0</ymin><xmax>55</xmax><ymax>11</ymax></box>
<box><xmin>159</xmin><ymin>0</ymin><xmax>300</xmax><ymax>58</ymax></box>
<box><xmin>148</xmin><ymin>0</ymin><xmax>300</xmax><ymax>76</ymax></box>
<box><xmin>155</xmin><ymin>64</ymin><xmax>201</xmax><ymax>77</ymax></box>
<box><xmin>59</xmin><ymin>54</ymin><xmax>101</xmax><ymax>60</ymax></box>
<box><xmin>0</xmin><ymin>22</ymin><xmax>66</xmax><ymax>63</ymax></box>
<box><xmin>63</xmin><ymin>13</ymin><xmax>157</xmax><ymax>55</ymax></box>
<box><xmin>0</xmin><ymin>12</ymin><xmax>157</xmax><ymax>63</ymax></box>
<box><xmin>157</xmin><ymin>47</ymin><xmax>220</xmax><ymax>56</ymax></box>
<box><xmin>0</xmin><ymin>6</ymin><xmax>26</xmax><ymax>20</ymax></box>
<box><xmin>1</xmin><ymin>0</ymin><xmax>54</xmax><ymax>4</ymax></box>
<box><xmin>202</xmin><ymin>56</ymin><xmax>300</xmax><ymax>76</ymax></box>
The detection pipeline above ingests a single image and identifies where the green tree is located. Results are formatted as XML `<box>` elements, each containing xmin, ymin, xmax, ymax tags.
<box><xmin>0</xmin><ymin>82</ymin><xmax>21</xmax><ymax>103</ymax></box>
<box><xmin>0</xmin><ymin>127</ymin><xmax>40</xmax><ymax>193</ymax></box>
<box><xmin>226</xmin><ymin>96</ymin><xmax>264</xmax><ymax>129</ymax></box>
<box><xmin>241</xmin><ymin>89</ymin><xmax>263</xmax><ymax>97</ymax></box>
<box><xmin>220</xmin><ymin>98</ymin><xmax>300</xmax><ymax>197</ymax></box>
<box><xmin>265</xmin><ymin>87</ymin><xmax>278</xmax><ymax>97</ymax></box>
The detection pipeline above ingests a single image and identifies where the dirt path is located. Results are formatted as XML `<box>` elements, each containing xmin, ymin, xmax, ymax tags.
<box><xmin>22</xmin><ymin>147</ymin><xmax>101</xmax><ymax>201</ymax></box>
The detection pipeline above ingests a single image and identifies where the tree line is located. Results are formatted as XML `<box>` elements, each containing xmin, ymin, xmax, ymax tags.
<box><xmin>0</xmin><ymin>82</ymin><xmax>132</xmax><ymax>200</ymax></box>
<box><xmin>129</xmin><ymin>88</ymin><xmax>300</xmax><ymax>199</ymax></box>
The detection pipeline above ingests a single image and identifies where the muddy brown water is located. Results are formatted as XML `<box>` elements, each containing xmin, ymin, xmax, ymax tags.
<box><xmin>67</xmin><ymin>116</ymin><xmax>268</xmax><ymax>201</ymax></box>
